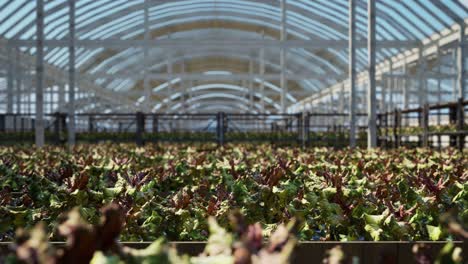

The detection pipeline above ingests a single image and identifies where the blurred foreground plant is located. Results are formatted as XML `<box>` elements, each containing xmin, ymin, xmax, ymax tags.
<box><xmin>4</xmin><ymin>204</ymin><xmax>298</xmax><ymax>264</ymax></box>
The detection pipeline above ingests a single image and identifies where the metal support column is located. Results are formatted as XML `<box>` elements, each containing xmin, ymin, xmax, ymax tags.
<box><xmin>452</xmin><ymin>50</ymin><xmax>458</xmax><ymax>101</ymax></box>
<box><xmin>381</xmin><ymin>76</ymin><xmax>386</xmax><ymax>113</ymax></box>
<box><xmin>393</xmin><ymin>108</ymin><xmax>400</xmax><ymax>148</ymax></box>
<box><xmin>388</xmin><ymin>60</ymin><xmax>394</xmax><ymax>112</ymax></box>
<box><xmin>35</xmin><ymin>0</ymin><xmax>45</xmax><ymax>147</ymax></box>
<box><xmin>0</xmin><ymin>114</ymin><xmax>5</xmax><ymax>132</ymax></box>
<box><xmin>88</xmin><ymin>115</ymin><xmax>94</xmax><ymax>132</ymax></box>
<box><xmin>188</xmin><ymin>80</ymin><xmax>193</xmax><ymax>112</ymax></box>
<box><xmin>136</xmin><ymin>112</ymin><xmax>145</xmax><ymax>146</ymax></box>
<box><xmin>241</xmin><ymin>79</ymin><xmax>247</xmax><ymax>113</ymax></box>
<box><xmin>280</xmin><ymin>0</ymin><xmax>287</xmax><ymax>113</ymax></box>
<box><xmin>26</xmin><ymin>63</ymin><xmax>32</xmax><ymax>115</ymax></box>
<box><xmin>304</xmin><ymin>111</ymin><xmax>310</xmax><ymax>146</ymax></box>
<box><xmin>166</xmin><ymin>51</ymin><xmax>173</xmax><ymax>104</ymax></box>
<box><xmin>181</xmin><ymin>61</ymin><xmax>188</xmax><ymax>113</ymax></box>
<box><xmin>349</xmin><ymin>0</ymin><xmax>357</xmax><ymax>148</ymax></box>
<box><xmin>143</xmin><ymin>0</ymin><xmax>151</xmax><ymax>112</ymax></box>
<box><xmin>403</xmin><ymin>61</ymin><xmax>409</xmax><ymax>109</ymax></box>
<box><xmin>456</xmin><ymin>24</ymin><xmax>465</xmax><ymax>150</ymax></box>
<box><xmin>339</xmin><ymin>83</ymin><xmax>345</xmax><ymax>126</ymax></box>
<box><xmin>249</xmin><ymin>59</ymin><xmax>254</xmax><ymax>112</ymax></box>
<box><xmin>259</xmin><ymin>39</ymin><xmax>265</xmax><ymax>112</ymax></box>
<box><xmin>152</xmin><ymin>114</ymin><xmax>158</xmax><ymax>134</ymax></box>
<box><xmin>418</xmin><ymin>47</ymin><xmax>427</xmax><ymax>106</ymax></box>
<box><xmin>456</xmin><ymin>98</ymin><xmax>464</xmax><ymax>150</ymax></box>
<box><xmin>457</xmin><ymin>23</ymin><xmax>465</xmax><ymax>100</ymax></box>
<box><xmin>7</xmin><ymin>45</ymin><xmax>13</xmax><ymax>132</ymax></box>
<box><xmin>437</xmin><ymin>46</ymin><xmax>442</xmax><ymax>148</ymax></box>
<box><xmin>422</xmin><ymin>104</ymin><xmax>429</xmax><ymax>147</ymax></box>
<box><xmin>436</xmin><ymin>47</ymin><xmax>442</xmax><ymax>119</ymax></box>
<box><xmin>367</xmin><ymin>0</ymin><xmax>377</xmax><ymax>148</ymax></box>
<box><xmin>15</xmin><ymin>48</ymin><xmax>22</xmax><ymax>114</ymax></box>
<box><xmin>217</xmin><ymin>112</ymin><xmax>225</xmax><ymax>145</ymax></box>
<box><xmin>68</xmin><ymin>0</ymin><xmax>76</xmax><ymax>146</ymax></box>
<box><xmin>6</xmin><ymin>46</ymin><xmax>14</xmax><ymax>113</ymax></box>
<box><xmin>58</xmin><ymin>83</ymin><xmax>65</xmax><ymax>112</ymax></box>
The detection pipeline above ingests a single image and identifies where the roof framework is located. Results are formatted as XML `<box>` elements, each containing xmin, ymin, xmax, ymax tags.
<box><xmin>0</xmin><ymin>0</ymin><xmax>467</xmax><ymax>147</ymax></box>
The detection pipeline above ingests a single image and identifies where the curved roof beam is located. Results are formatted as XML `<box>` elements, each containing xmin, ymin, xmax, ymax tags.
<box><xmin>1</xmin><ymin>0</ymin><xmax>467</xmax><ymax>114</ymax></box>
<box><xmin>154</xmin><ymin>92</ymin><xmax>265</xmax><ymax>113</ymax></box>
<box><xmin>8</xmin><ymin>1</ymin><xmax>424</xmax><ymax>67</ymax></box>
<box><xmin>67</xmin><ymin>9</ymin><xmax>399</xmax><ymax>64</ymax></box>
<box><xmin>168</xmin><ymin>100</ymin><xmax>260</xmax><ymax>114</ymax></box>
<box><xmin>41</xmin><ymin>1</ymin><xmax>348</xmax><ymax>40</ymax></box>
<box><xmin>87</xmin><ymin>32</ymin><xmax>343</xmax><ymax>77</ymax></box>
<box><xmin>152</xmin><ymin>82</ymin><xmax>284</xmax><ymax>112</ymax></box>
<box><xmin>187</xmin><ymin>104</ymin><xmax>253</xmax><ymax>114</ymax></box>
<box><xmin>88</xmin><ymin>48</ymin><xmax>329</xmax><ymax>92</ymax></box>
<box><xmin>4</xmin><ymin>1</ymin><xmax>466</xmax><ymax>47</ymax></box>
<box><xmin>148</xmin><ymin>77</ymin><xmax>297</xmax><ymax>103</ymax></box>
<box><xmin>5</xmin><ymin>1</ymin><xmax>438</xmax><ymax>82</ymax></box>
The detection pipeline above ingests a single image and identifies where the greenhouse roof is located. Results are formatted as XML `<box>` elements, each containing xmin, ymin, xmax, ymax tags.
<box><xmin>0</xmin><ymin>0</ymin><xmax>467</xmax><ymax>113</ymax></box>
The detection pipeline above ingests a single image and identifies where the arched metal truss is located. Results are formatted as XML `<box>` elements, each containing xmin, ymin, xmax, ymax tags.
<box><xmin>0</xmin><ymin>0</ymin><xmax>467</xmax><ymax>147</ymax></box>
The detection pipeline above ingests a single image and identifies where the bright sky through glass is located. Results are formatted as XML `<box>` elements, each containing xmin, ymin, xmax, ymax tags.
<box><xmin>0</xmin><ymin>0</ymin><xmax>466</xmax><ymax>40</ymax></box>
<box><xmin>0</xmin><ymin>0</ymin><xmax>467</xmax><ymax>112</ymax></box>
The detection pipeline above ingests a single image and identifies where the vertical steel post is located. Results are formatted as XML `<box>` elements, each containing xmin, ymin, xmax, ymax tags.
<box><xmin>181</xmin><ymin>61</ymin><xmax>187</xmax><ymax>113</ymax></box>
<box><xmin>349</xmin><ymin>0</ymin><xmax>357</xmax><ymax>148</ymax></box>
<box><xmin>143</xmin><ymin>0</ymin><xmax>151</xmax><ymax>112</ymax></box>
<box><xmin>26</xmin><ymin>64</ymin><xmax>32</xmax><ymax>115</ymax></box>
<box><xmin>388</xmin><ymin>60</ymin><xmax>394</xmax><ymax>112</ymax></box>
<box><xmin>241</xmin><ymin>79</ymin><xmax>247</xmax><ymax>112</ymax></box>
<box><xmin>217</xmin><ymin>112</ymin><xmax>225</xmax><ymax>145</ymax></box>
<box><xmin>381</xmin><ymin>76</ymin><xmax>386</xmax><ymax>113</ymax></box>
<box><xmin>15</xmin><ymin>48</ymin><xmax>22</xmax><ymax>114</ymax></box>
<box><xmin>449</xmin><ymin>104</ymin><xmax>457</xmax><ymax>147</ymax></box>
<box><xmin>403</xmin><ymin>61</ymin><xmax>409</xmax><ymax>110</ymax></box>
<box><xmin>393</xmin><ymin>108</ymin><xmax>400</xmax><ymax>148</ymax></box>
<box><xmin>167</xmin><ymin>49</ymin><xmax>173</xmax><ymax>105</ymax></box>
<box><xmin>437</xmin><ymin>46</ymin><xmax>442</xmax><ymax>122</ymax></box>
<box><xmin>456</xmin><ymin>98</ymin><xmax>464</xmax><ymax>150</ymax></box>
<box><xmin>280</xmin><ymin>0</ymin><xmax>287</xmax><ymax>113</ymax></box>
<box><xmin>68</xmin><ymin>0</ymin><xmax>76</xmax><ymax>146</ymax></box>
<box><xmin>367</xmin><ymin>0</ymin><xmax>377</xmax><ymax>148</ymax></box>
<box><xmin>339</xmin><ymin>83</ymin><xmax>345</xmax><ymax>123</ymax></box>
<box><xmin>452</xmin><ymin>50</ymin><xmax>457</xmax><ymax>101</ymax></box>
<box><xmin>418</xmin><ymin>47</ymin><xmax>427</xmax><ymax>106</ymax></box>
<box><xmin>35</xmin><ymin>0</ymin><xmax>45</xmax><ymax>147</ymax></box>
<box><xmin>6</xmin><ymin>45</ymin><xmax>14</xmax><ymax>132</ymax></box>
<box><xmin>152</xmin><ymin>114</ymin><xmax>158</xmax><ymax>132</ymax></box>
<box><xmin>300</xmin><ymin>112</ymin><xmax>305</xmax><ymax>147</ymax></box>
<box><xmin>58</xmin><ymin>83</ymin><xmax>65</xmax><ymax>112</ymax></box>
<box><xmin>0</xmin><ymin>114</ymin><xmax>5</xmax><ymax>132</ymax></box>
<box><xmin>7</xmin><ymin>45</ymin><xmax>13</xmax><ymax>115</ymax></box>
<box><xmin>260</xmin><ymin>36</ymin><xmax>265</xmax><ymax>112</ymax></box>
<box><xmin>88</xmin><ymin>115</ymin><xmax>94</xmax><ymax>132</ymax></box>
<box><xmin>249</xmin><ymin>59</ymin><xmax>254</xmax><ymax>112</ymax></box>
<box><xmin>437</xmin><ymin>46</ymin><xmax>442</xmax><ymax>148</ymax></box>
<box><xmin>422</xmin><ymin>104</ymin><xmax>429</xmax><ymax>147</ymax></box>
<box><xmin>136</xmin><ymin>112</ymin><xmax>145</xmax><ymax>146</ymax></box>
<box><xmin>54</xmin><ymin>112</ymin><xmax>61</xmax><ymax>145</ymax></box>
<box><xmin>457</xmin><ymin>23</ymin><xmax>465</xmax><ymax>101</ymax></box>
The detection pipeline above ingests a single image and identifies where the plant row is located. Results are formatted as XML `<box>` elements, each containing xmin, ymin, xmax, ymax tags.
<box><xmin>0</xmin><ymin>144</ymin><xmax>466</xmax><ymax>242</ymax></box>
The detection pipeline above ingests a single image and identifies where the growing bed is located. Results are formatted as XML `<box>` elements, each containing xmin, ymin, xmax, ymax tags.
<box><xmin>0</xmin><ymin>144</ymin><xmax>466</xmax><ymax>262</ymax></box>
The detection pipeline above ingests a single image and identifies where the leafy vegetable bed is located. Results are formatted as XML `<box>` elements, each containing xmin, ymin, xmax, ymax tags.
<box><xmin>1</xmin><ymin>206</ymin><xmax>463</xmax><ymax>263</ymax></box>
<box><xmin>0</xmin><ymin>144</ymin><xmax>466</xmax><ymax>242</ymax></box>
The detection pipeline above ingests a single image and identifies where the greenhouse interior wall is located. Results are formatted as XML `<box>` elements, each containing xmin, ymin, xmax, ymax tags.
<box><xmin>0</xmin><ymin>0</ymin><xmax>467</xmax><ymax>263</ymax></box>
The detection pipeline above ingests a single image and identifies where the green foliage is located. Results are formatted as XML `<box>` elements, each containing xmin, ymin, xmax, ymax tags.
<box><xmin>0</xmin><ymin>144</ymin><xmax>466</xmax><ymax>242</ymax></box>
<box><xmin>5</xmin><ymin>205</ymin><xmax>297</xmax><ymax>264</ymax></box>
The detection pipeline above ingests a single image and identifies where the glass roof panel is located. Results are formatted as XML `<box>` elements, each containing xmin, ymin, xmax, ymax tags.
<box><xmin>0</xmin><ymin>0</ymin><xmax>466</xmax><ymax>111</ymax></box>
